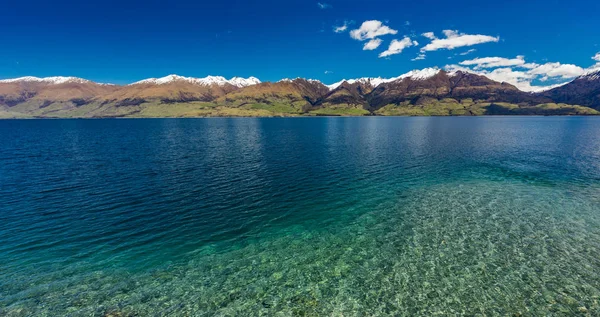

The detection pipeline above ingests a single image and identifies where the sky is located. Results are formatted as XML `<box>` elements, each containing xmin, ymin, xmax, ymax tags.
<box><xmin>1</xmin><ymin>0</ymin><xmax>599</xmax><ymax>90</ymax></box>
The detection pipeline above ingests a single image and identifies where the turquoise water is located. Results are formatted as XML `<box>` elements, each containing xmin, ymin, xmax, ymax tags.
<box><xmin>1</xmin><ymin>117</ymin><xmax>600</xmax><ymax>316</ymax></box>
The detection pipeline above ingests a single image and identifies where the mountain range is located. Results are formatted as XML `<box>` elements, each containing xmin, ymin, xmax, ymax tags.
<box><xmin>1</xmin><ymin>68</ymin><xmax>599</xmax><ymax>118</ymax></box>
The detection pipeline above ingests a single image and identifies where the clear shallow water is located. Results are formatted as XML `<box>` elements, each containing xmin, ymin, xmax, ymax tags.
<box><xmin>1</xmin><ymin>117</ymin><xmax>600</xmax><ymax>316</ymax></box>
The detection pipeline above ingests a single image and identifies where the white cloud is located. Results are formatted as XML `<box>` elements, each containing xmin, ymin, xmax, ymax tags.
<box><xmin>317</xmin><ymin>2</ymin><xmax>332</xmax><ymax>9</ymax></box>
<box><xmin>447</xmin><ymin>54</ymin><xmax>593</xmax><ymax>92</ymax></box>
<box><xmin>588</xmin><ymin>53</ymin><xmax>600</xmax><ymax>73</ymax></box>
<box><xmin>350</xmin><ymin>20</ymin><xmax>398</xmax><ymax>41</ymax></box>
<box><xmin>459</xmin><ymin>49</ymin><xmax>476</xmax><ymax>56</ymax></box>
<box><xmin>363</xmin><ymin>38</ymin><xmax>383</xmax><ymax>50</ymax></box>
<box><xmin>445</xmin><ymin>64</ymin><xmax>552</xmax><ymax>92</ymax></box>
<box><xmin>422</xmin><ymin>32</ymin><xmax>437</xmax><ymax>40</ymax></box>
<box><xmin>528</xmin><ymin>62</ymin><xmax>585</xmax><ymax>79</ymax></box>
<box><xmin>324</xmin><ymin>70</ymin><xmax>333</xmax><ymax>74</ymax></box>
<box><xmin>333</xmin><ymin>20</ymin><xmax>354</xmax><ymax>33</ymax></box>
<box><xmin>379</xmin><ymin>37</ymin><xmax>419</xmax><ymax>58</ymax></box>
<box><xmin>459</xmin><ymin>56</ymin><xmax>533</xmax><ymax>69</ymax></box>
<box><xmin>445</xmin><ymin>64</ymin><xmax>476</xmax><ymax>74</ymax></box>
<box><xmin>411</xmin><ymin>54</ymin><xmax>426</xmax><ymax>61</ymax></box>
<box><xmin>485</xmin><ymin>68</ymin><xmax>535</xmax><ymax>85</ymax></box>
<box><xmin>481</xmin><ymin>67</ymin><xmax>569</xmax><ymax>92</ymax></box>
<box><xmin>588</xmin><ymin>65</ymin><xmax>600</xmax><ymax>73</ymax></box>
<box><xmin>334</xmin><ymin>24</ymin><xmax>348</xmax><ymax>33</ymax></box>
<box><xmin>421</xmin><ymin>30</ymin><xmax>499</xmax><ymax>52</ymax></box>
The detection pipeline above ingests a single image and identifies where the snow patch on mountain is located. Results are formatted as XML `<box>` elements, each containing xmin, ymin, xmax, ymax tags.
<box><xmin>278</xmin><ymin>78</ymin><xmax>323</xmax><ymax>84</ymax></box>
<box><xmin>579</xmin><ymin>69</ymin><xmax>600</xmax><ymax>81</ymax></box>
<box><xmin>326</xmin><ymin>68</ymin><xmax>441</xmax><ymax>90</ymax></box>
<box><xmin>0</xmin><ymin>76</ymin><xmax>92</xmax><ymax>84</ymax></box>
<box><xmin>326</xmin><ymin>78</ymin><xmax>385</xmax><ymax>90</ymax></box>
<box><xmin>529</xmin><ymin>82</ymin><xmax>570</xmax><ymax>93</ymax></box>
<box><xmin>131</xmin><ymin>74</ymin><xmax>261</xmax><ymax>87</ymax></box>
<box><xmin>397</xmin><ymin>68</ymin><xmax>441</xmax><ymax>80</ymax></box>
<box><xmin>229</xmin><ymin>76</ymin><xmax>261</xmax><ymax>87</ymax></box>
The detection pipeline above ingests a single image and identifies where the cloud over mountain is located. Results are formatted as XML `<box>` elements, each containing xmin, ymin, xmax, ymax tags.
<box><xmin>459</xmin><ymin>56</ymin><xmax>534</xmax><ymax>69</ymax></box>
<box><xmin>528</xmin><ymin>63</ymin><xmax>585</xmax><ymax>80</ymax></box>
<box><xmin>447</xmin><ymin>54</ymin><xmax>598</xmax><ymax>92</ymax></box>
<box><xmin>350</xmin><ymin>20</ymin><xmax>398</xmax><ymax>41</ymax></box>
<box><xmin>379</xmin><ymin>37</ymin><xmax>419</xmax><ymax>58</ymax></box>
<box><xmin>346</xmin><ymin>23</ymin><xmax>499</xmax><ymax>60</ymax></box>
<box><xmin>421</xmin><ymin>30</ymin><xmax>499</xmax><ymax>52</ymax></box>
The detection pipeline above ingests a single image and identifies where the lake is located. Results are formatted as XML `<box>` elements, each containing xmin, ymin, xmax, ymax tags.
<box><xmin>1</xmin><ymin>117</ymin><xmax>600</xmax><ymax>316</ymax></box>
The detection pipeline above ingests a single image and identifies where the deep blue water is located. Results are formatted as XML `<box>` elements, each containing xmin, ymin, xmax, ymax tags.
<box><xmin>1</xmin><ymin>117</ymin><xmax>600</xmax><ymax>316</ymax></box>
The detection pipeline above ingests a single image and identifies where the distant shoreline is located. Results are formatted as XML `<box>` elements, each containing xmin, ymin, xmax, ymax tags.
<box><xmin>2</xmin><ymin>70</ymin><xmax>599</xmax><ymax>119</ymax></box>
<box><xmin>2</xmin><ymin>114</ymin><xmax>600</xmax><ymax>120</ymax></box>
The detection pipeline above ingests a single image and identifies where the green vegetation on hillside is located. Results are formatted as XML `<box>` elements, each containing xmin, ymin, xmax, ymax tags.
<box><xmin>375</xmin><ymin>99</ymin><xmax>599</xmax><ymax>116</ymax></box>
<box><xmin>309</xmin><ymin>105</ymin><xmax>370</xmax><ymax>116</ymax></box>
<box><xmin>0</xmin><ymin>98</ymin><xmax>598</xmax><ymax>118</ymax></box>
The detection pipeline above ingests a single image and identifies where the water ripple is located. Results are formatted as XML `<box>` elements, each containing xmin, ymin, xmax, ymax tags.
<box><xmin>1</xmin><ymin>117</ymin><xmax>600</xmax><ymax>316</ymax></box>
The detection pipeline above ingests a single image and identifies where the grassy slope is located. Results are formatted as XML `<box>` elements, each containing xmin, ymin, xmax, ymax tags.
<box><xmin>309</xmin><ymin>106</ymin><xmax>370</xmax><ymax>116</ymax></box>
<box><xmin>375</xmin><ymin>99</ymin><xmax>599</xmax><ymax>116</ymax></box>
<box><xmin>0</xmin><ymin>98</ymin><xmax>598</xmax><ymax>118</ymax></box>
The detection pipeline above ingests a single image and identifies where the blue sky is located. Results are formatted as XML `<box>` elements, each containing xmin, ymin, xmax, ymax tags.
<box><xmin>1</xmin><ymin>0</ymin><xmax>599</xmax><ymax>89</ymax></box>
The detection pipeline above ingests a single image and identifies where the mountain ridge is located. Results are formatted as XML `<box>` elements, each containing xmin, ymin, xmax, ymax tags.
<box><xmin>539</xmin><ymin>70</ymin><xmax>600</xmax><ymax>108</ymax></box>
<box><xmin>130</xmin><ymin>75</ymin><xmax>261</xmax><ymax>87</ymax></box>
<box><xmin>1</xmin><ymin>69</ymin><xmax>599</xmax><ymax>118</ymax></box>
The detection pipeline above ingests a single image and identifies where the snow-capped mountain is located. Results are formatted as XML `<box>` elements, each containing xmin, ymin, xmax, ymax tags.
<box><xmin>2</xmin><ymin>68</ymin><xmax>600</xmax><ymax>117</ymax></box>
<box><xmin>2</xmin><ymin>68</ymin><xmax>599</xmax><ymax>117</ymax></box>
<box><xmin>326</xmin><ymin>77</ymin><xmax>387</xmax><ymax>90</ymax></box>
<box><xmin>580</xmin><ymin>69</ymin><xmax>600</xmax><ymax>81</ymax></box>
<box><xmin>395</xmin><ymin>68</ymin><xmax>442</xmax><ymax>80</ymax></box>
<box><xmin>540</xmin><ymin>69</ymin><xmax>600</xmax><ymax>108</ymax></box>
<box><xmin>278</xmin><ymin>78</ymin><xmax>323</xmax><ymax>84</ymax></box>
<box><xmin>0</xmin><ymin>76</ymin><xmax>92</xmax><ymax>85</ymax></box>
<box><xmin>326</xmin><ymin>68</ymin><xmax>441</xmax><ymax>90</ymax></box>
<box><xmin>130</xmin><ymin>74</ymin><xmax>261</xmax><ymax>87</ymax></box>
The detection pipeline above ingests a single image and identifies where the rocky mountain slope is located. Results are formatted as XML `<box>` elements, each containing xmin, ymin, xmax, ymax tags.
<box><xmin>0</xmin><ymin>77</ymin><xmax>118</xmax><ymax>104</ymax></box>
<box><xmin>0</xmin><ymin>70</ymin><xmax>598</xmax><ymax>118</ymax></box>
<box><xmin>539</xmin><ymin>70</ymin><xmax>600</xmax><ymax>109</ymax></box>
